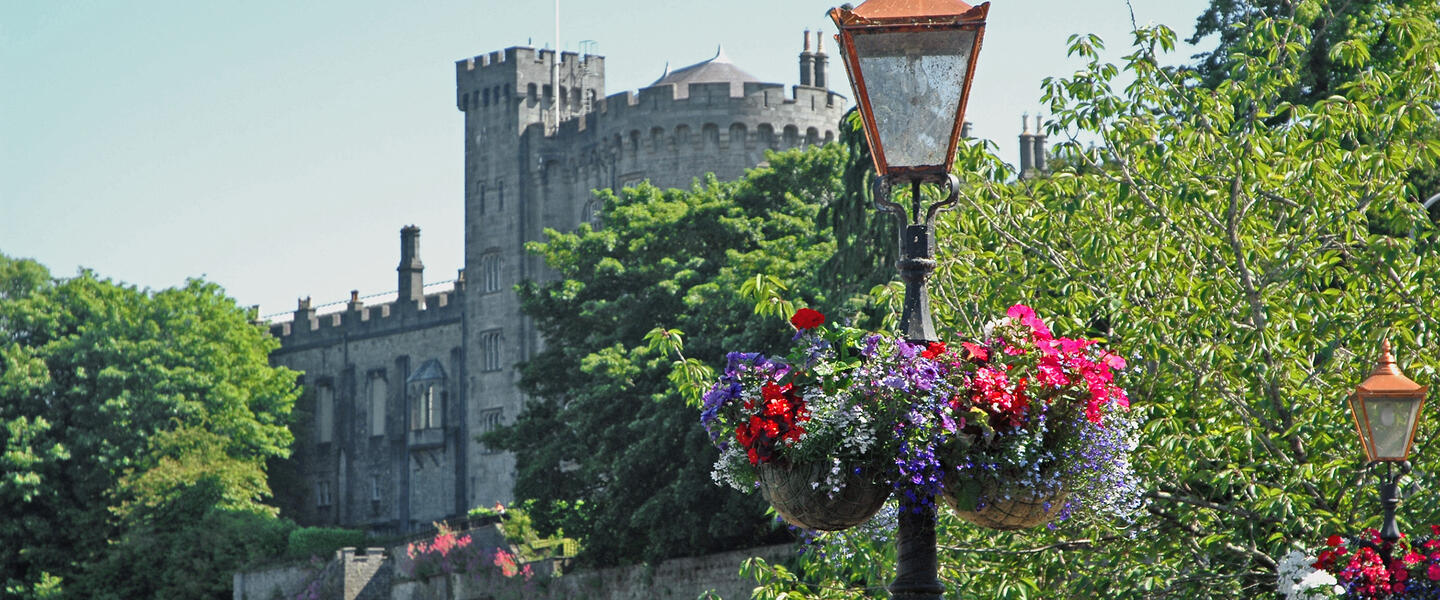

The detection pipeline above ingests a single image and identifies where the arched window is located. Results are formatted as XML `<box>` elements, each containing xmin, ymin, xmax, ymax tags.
<box><xmin>407</xmin><ymin>360</ymin><xmax>446</xmax><ymax>430</ymax></box>
<box><xmin>480</xmin><ymin>251</ymin><xmax>502</xmax><ymax>293</ymax></box>
<box><xmin>480</xmin><ymin>330</ymin><xmax>503</xmax><ymax>372</ymax></box>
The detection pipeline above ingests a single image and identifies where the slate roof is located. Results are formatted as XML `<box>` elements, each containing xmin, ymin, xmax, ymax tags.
<box><xmin>407</xmin><ymin>358</ymin><xmax>447</xmax><ymax>383</ymax></box>
<box><xmin>650</xmin><ymin>46</ymin><xmax>762</xmax><ymax>89</ymax></box>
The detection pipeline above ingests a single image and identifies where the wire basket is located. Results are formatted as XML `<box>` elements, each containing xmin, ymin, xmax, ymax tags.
<box><xmin>941</xmin><ymin>477</ymin><xmax>1067</xmax><ymax>531</ymax></box>
<box><xmin>758</xmin><ymin>460</ymin><xmax>891</xmax><ymax>531</ymax></box>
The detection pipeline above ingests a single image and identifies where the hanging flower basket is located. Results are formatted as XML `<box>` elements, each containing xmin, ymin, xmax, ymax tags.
<box><xmin>758</xmin><ymin>460</ymin><xmax>890</xmax><ymax>531</ymax></box>
<box><xmin>940</xmin><ymin>475</ymin><xmax>1067</xmax><ymax>531</ymax></box>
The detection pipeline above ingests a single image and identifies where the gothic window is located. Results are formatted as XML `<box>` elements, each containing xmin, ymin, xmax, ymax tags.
<box><xmin>477</xmin><ymin>408</ymin><xmax>503</xmax><ymax>454</ymax></box>
<box><xmin>582</xmin><ymin>199</ymin><xmax>602</xmax><ymax>230</ymax></box>
<box><xmin>480</xmin><ymin>330</ymin><xmax>503</xmax><ymax>372</ymax></box>
<box><xmin>410</xmin><ymin>384</ymin><xmax>442</xmax><ymax>430</ymax></box>
<box><xmin>316</xmin><ymin>385</ymin><xmax>334</xmax><ymax>444</ymax></box>
<box><xmin>317</xmin><ymin>481</ymin><xmax>332</xmax><ymax>507</ymax></box>
<box><xmin>482</xmin><ymin>88</ymin><xmax>490</xmax><ymax>107</ymax></box>
<box><xmin>406</xmin><ymin>359</ymin><xmax>446</xmax><ymax>431</ymax></box>
<box><xmin>371</xmin><ymin>475</ymin><xmax>381</xmax><ymax>502</ymax></box>
<box><xmin>478</xmin><ymin>182</ymin><xmax>487</xmax><ymax>215</ymax></box>
<box><xmin>368</xmin><ymin>372</ymin><xmax>387</xmax><ymax>437</ymax></box>
<box><xmin>480</xmin><ymin>251</ymin><xmax>502</xmax><ymax>293</ymax></box>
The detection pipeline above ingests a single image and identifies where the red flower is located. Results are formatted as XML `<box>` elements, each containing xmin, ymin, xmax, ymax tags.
<box><xmin>1328</xmin><ymin>534</ymin><xmax>1346</xmax><ymax>547</ymax></box>
<box><xmin>960</xmin><ymin>342</ymin><xmax>988</xmax><ymax>362</ymax></box>
<box><xmin>921</xmin><ymin>342</ymin><xmax>947</xmax><ymax>359</ymax></box>
<box><xmin>790</xmin><ymin>308</ymin><xmax>825</xmax><ymax>330</ymax></box>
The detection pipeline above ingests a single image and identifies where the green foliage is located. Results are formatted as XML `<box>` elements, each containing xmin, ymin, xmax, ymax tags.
<box><xmin>286</xmin><ymin>526</ymin><xmax>368</xmax><ymax>560</ymax></box>
<box><xmin>487</xmin><ymin>145</ymin><xmax>868</xmax><ymax>567</ymax></box>
<box><xmin>0</xmin><ymin>255</ymin><xmax>301</xmax><ymax>599</ymax></box>
<box><xmin>751</xmin><ymin>8</ymin><xmax>1440</xmax><ymax>599</ymax></box>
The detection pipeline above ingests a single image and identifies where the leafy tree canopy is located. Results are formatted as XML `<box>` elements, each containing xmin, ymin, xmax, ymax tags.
<box><xmin>0</xmin><ymin>256</ymin><xmax>300</xmax><ymax>599</ymax></box>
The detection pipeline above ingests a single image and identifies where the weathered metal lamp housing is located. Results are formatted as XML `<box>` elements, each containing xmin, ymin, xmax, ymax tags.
<box><xmin>829</xmin><ymin>0</ymin><xmax>989</xmax><ymax>177</ymax></box>
<box><xmin>1349</xmin><ymin>340</ymin><xmax>1428</xmax><ymax>462</ymax></box>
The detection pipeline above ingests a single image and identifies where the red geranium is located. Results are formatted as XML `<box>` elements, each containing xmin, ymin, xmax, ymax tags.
<box><xmin>734</xmin><ymin>381</ymin><xmax>809</xmax><ymax>465</ymax></box>
<box><xmin>790</xmin><ymin>308</ymin><xmax>825</xmax><ymax>330</ymax></box>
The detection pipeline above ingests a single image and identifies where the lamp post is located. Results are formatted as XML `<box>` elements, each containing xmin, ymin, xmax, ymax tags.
<box><xmin>1348</xmin><ymin>339</ymin><xmax>1428</xmax><ymax>561</ymax></box>
<box><xmin>829</xmin><ymin>1</ymin><xmax>988</xmax><ymax>597</ymax></box>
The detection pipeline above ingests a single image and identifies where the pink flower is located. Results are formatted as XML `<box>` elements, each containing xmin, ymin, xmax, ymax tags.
<box><xmin>1006</xmin><ymin>304</ymin><xmax>1053</xmax><ymax>339</ymax></box>
<box><xmin>1102</xmin><ymin>351</ymin><xmax>1127</xmax><ymax>370</ymax></box>
<box><xmin>1427</xmin><ymin>563</ymin><xmax>1440</xmax><ymax>581</ymax></box>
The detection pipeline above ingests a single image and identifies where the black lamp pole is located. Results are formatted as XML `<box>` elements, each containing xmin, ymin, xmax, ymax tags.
<box><xmin>874</xmin><ymin>172</ymin><xmax>960</xmax><ymax>599</ymax></box>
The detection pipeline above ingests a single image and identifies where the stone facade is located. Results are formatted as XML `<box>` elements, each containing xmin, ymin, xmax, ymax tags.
<box><xmin>269</xmin><ymin>33</ymin><xmax>849</xmax><ymax>532</ymax></box>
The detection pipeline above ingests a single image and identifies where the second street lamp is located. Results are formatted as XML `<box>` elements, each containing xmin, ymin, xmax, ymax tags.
<box><xmin>829</xmin><ymin>1</ymin><xmax>989</xmax><ymax>598</ymax></box>
<box><xmin>1348</xmin><ymin>339</ymin><xmax>1428</xmax><ymax>557</ymax></box>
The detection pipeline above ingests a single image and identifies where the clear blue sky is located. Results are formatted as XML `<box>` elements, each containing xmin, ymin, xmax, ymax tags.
<box><xmin>0</xmin><ymin>1</ymin><xmax>1210</xmax><ymax>317</ymax></box>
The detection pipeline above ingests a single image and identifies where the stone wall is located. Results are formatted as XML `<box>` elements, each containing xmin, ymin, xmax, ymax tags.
<box><xmin>238</xmin><ymin>543</ymin><xmax>794</xmax><ymax>600</ymax></box>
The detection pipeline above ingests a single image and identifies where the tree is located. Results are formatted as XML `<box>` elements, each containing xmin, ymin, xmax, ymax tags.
<box><xmin>1190</xmin><ymin>0</ymin><xmax>1440</xmax><ymax>203</ymax></box>
<box><xmin>487</xmin><ymin>144</ymin><xmax>864</xmax><ymax>567</ymax></box>
<box><xmin>0</xmin><ymin>256</ymin><xmax>300</xmax><ymax>599</ymax></box>
<box><xmin>749</xmin><ymin>7</ymin><xmax>1440</xmax><ymax>598</ymax></box>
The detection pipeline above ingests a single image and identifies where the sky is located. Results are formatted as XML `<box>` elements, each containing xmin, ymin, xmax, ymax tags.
<box><xmin>0</xmin><ymin>0</ymin><xmax>1211</xmax><ymax>318</ymax></box>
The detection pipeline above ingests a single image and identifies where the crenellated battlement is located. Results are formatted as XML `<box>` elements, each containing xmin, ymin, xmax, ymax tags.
<box><xmin>456</xmin><ymin>47</ymin><xmax>605</xmax><ymax>112</ymax></box>
<box><xmin>268</xmin><ymin>284</ymin><xmax>463</xmax><ymax>350</ymax></box>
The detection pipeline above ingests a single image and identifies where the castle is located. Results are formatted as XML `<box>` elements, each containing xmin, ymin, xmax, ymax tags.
<box><xmin>268</xmin><ymin>33</ymin><xmax>850</xmax><ymax>533</ymax></box>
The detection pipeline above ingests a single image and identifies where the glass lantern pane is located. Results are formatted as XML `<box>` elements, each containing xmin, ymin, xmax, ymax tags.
<box><xmin>1363</xmin><ymin>396</ymin><xmax>1421</xmax><ymax>459</ymax></box>
<box><xmin>853</xmin><ymin>28</ymin><xmax>976</xmax><ymax>169</ymax></box>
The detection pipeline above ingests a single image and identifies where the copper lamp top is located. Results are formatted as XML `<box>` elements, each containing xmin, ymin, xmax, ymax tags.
<box><xmin>1356</xmin><ymin>339</ymin><xmax>1427</xmax><ymax>396</ymax></box>
<box><xmin>833</xmin><ymin>0</ymin><xmax>988</xmax><ymax>25</ymax></box>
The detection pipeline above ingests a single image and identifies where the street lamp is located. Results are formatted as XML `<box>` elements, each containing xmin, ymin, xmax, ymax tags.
<box><xmin>830</xmin><ymin>0</ymin><xmax>988</xmax><ymax>344</ymax></box>
<box><xmin>1348</xmin><ymin>339</ymin><xmax>1428</xmax><ymax>552</ymax></box>
<box><xmin>829</xmin><ymin>2</ymin><xmax>989</xmax><ymax>598</ymax></box>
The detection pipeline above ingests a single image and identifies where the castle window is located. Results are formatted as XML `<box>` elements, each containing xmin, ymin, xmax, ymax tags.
<box><xmin>483</xmin><ymin>89</ymin><xmax>490</xmax><ymax>107</ymax></box>
<box><xmin>729</xmin><ymin>123</ymin><xmax>748</xmax><ymax>148</ymax></box>
<box><xmin>478</xmin><ymin>182</ymin><xmax>486</xmax><ymax>214</ymax></box>
<box><xmin>480</xmin><ymin>251</ymin><xmax>502</xmax><ymax>293</ymax></box>
<box><xmin>480</xmin><ymin>329</ymin><xmax>503</xmax><ymax>372</ymax></box>
<box><xmin>582</xmin><ymin>199</ymin><xmax>602</xmax><ymax>230</ymax></box>
<box><xmin>497</xmin><ymin>180</ymin><xmax>504</xmax><ymax>211</ymax></box>
<box><xmin>371</xmin><ymin>476</ymin><xmax>381</xmax><ymax>502</ymax></box>
<box><xmin>783</xmin><ymin>125</ymin><xmax>800</xmax><ymax>147</ymax></box>
<box><xmin>410</xmin><ymin>384</ymin><xmax>442</xmax><ymax>430</ymax></box>
<box><xmin>478</xmin><ymin>408</ymin><xmax>503</xmax><ymax>454</ymax></box>
<box><xmin>527</xmin><ymin>83</ymin><xmax>537</xmax><ymax>105</ymax></box>
<box><xmin>369</xmin><ymin>372</ymin><xmax>387</xmax><ymax>437</ymax></box>
<box><xmin>316</xmin><ymin>385</ymin><xmax>334</xmax><ymax>444</ymax></box>
<box><xmin>317</xmin><ymin>481</ymin><xmax>332</xmax><ymax>507</ymax></box>
<box><xmin>407</xmin><ymin>359</ymin><xmax>446</xmax><ymax>431</ymax></box>
<box><xmin>757</xmin><ymin>124</ymin><xmax>776</xmax><ymax>148</ymax></box>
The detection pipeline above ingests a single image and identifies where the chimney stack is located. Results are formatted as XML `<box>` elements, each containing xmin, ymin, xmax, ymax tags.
<box><xmin>1031</xmin><ymin>114</ymin><xmax>1047</xmax><ymax>173</ymax></box>
<box><xmin>813</xmin><ymin>31</ymin><xmax>828</xmax><ymax>89</ymax></box>
<box><xmin>1018</xmin><ymin>113</ymin><xmax>1034</xmax><ymax>175</ymax></box>
<box><xmin>799</xmin><ymin>30</ymin><xmax>815</xmax><ymax>87</ymax></box>
<box><xmin>398</xmin><ymin>225</ymin><xmax>424</xmax><ymax>304</ymax></box>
